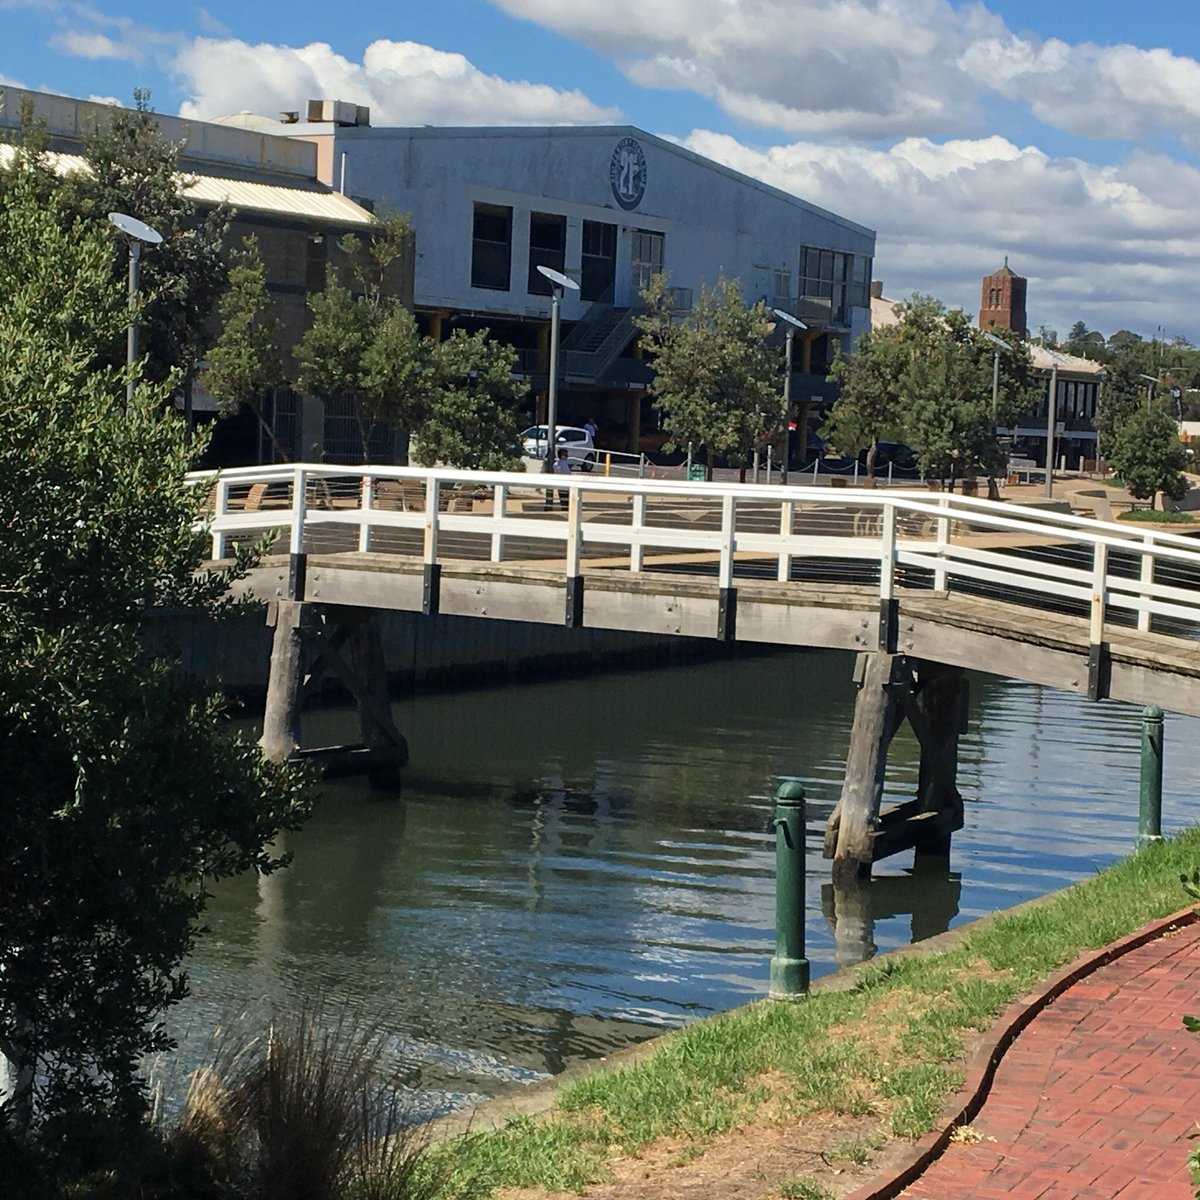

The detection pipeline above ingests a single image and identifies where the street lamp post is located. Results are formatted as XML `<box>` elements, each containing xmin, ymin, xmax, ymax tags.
<box><xmin>1043</xmin><ymin>350</ymin><xmax>1067</xmax><ymax>498</ymax></box>
<box><xmin>536</xmin><ymin>264</ymin><xmax>580</xmax><ymax>472</ymax></box>
<box><xmin>771</xmin><ymin>309</ymin><xmax>807</xmax><ymax>485</ymax></box>
<box><xmin>980</xmin><ymin>329</ymin><xmax>1011</xmax><ymax>424</ymax></box>
<box><xmin>108</xmin><ymin>212</ymin><xmax>163</xmax><ymax>405</ymax></box>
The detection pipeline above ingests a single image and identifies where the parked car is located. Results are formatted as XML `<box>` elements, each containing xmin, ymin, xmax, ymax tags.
<box><xmin>520</xmin><ymin>425</ymin><xmax>597</xmax><ymax>470</ymax></box>
<box><xmin>858</xmin><ymin>441</ymin><xmax>919</xmax><ymax>473</ymax></box>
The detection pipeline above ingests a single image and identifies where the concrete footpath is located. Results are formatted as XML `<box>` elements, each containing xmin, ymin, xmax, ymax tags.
<box><xmin>858</xmin><ymin>912</ymin><xmax>1200</xmax><ymax>1200</ymax></box>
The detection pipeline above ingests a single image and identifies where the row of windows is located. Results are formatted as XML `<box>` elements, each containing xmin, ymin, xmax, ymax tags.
<box><xmin>472</xmin><ymin>204</ymin><xmax>627</xmax><ymax>303</ymax></box>
<box><xmin>472</xmin><ymin>204</ymin><xmax>872</xmax><ymax>319</ymax></box>
<box><xmin>1039</xmin><ymin>380</ymin><xmax>1100</xmax><ymax>421</ymax></box>
<box><xmin>798</xmin><ymin>248</ymin><xmax>872</xmax><ymax>323</ymax></box>
<box><xmin>1051</xmin><ymin>384</ymin><xmax>1099</xmax><ymax>427</ymax></box>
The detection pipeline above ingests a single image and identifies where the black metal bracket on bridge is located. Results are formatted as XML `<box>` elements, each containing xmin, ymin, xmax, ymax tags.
<box><xmin>565</xmin><ymin>575</ymin><xmax>584</xmax><ymax>628</ymax></box>
<box><xmin>423</xmin><ymin>564</ymin><xmax>441</xmax><ymax>617</ymax></box>
<box><xmin>718</xmin><ymin>586</ymin><xmax>738</xmax><ymax>642</ymax></box>
<box><xmin>287</xmin><ymin>552</ymin><xmax>308</xmax><ymax>601</ymax></box>
<box><xmin>1087</xmin><ymin>641</ymin><xmax>1110</xmax><ymax>702</ymax></box>
<box><xmin>878</xmin><ymin>598</ymin><xmax>899</xmax><ymax>654</ymax></box>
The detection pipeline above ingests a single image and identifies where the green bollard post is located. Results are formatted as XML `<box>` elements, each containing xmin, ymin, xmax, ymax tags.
<box><xmin>1138</xmin><ymin>705</ymin><xmax>1164</xmax><ymax>849</ymax></box>
<box><xmin>770</xmin><ymin>779</ymin><xmax>809</xmax><ymax>999</ymax></box>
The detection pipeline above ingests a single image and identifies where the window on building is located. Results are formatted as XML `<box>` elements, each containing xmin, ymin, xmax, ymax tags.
<box><xmin>773</xmin><ymin>268</ymin><xmax>792</xmax><ymax>301</ymax></box>
<box><xmin>799</xmin><ymin>248</ymin><xmax>871</xmax><ymax>323</ymax></box>
<box><xmin>631</xmin><ymin>229</ymin><xmax>664</xmax><ymax>295</ymax></box>
<box><xmin>323</xmin><ymin>395</ymin><xmax>392</xmax><ymax>464</ymax></box>
<box><xmin>581</xmin><ymin>219</ymin><xmax>617</xmax><ymax>302</ymax></box>
<box><xmin>528</xmin><ymin>211</ymin><xmax>567</xmax><ymax>295</ymax></box>
<box><xmin>263</xmin><ymin>388</ymin><xmax>300</xmax><ymax>463</ymax></box>
<box><xmin>471</xmin><ymin>202</ymin><xmax>512</xmax><ymax>291</ymax></box>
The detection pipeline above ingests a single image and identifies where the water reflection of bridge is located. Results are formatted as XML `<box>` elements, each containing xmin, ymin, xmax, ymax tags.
<box><xmin>195</xmin><ymin>464</ymin><xmax>1200</xmax><ymax>880</ymax></box>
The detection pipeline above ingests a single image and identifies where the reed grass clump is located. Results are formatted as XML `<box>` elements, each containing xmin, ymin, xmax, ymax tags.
<box><xmin>174</xmin><ymin>1006</ymin><xmax>441</xmax><ymax>1200</ymax></box>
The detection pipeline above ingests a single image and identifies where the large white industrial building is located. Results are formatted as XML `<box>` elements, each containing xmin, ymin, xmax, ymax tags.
<box><xmin>280</xmin><ymin>106</ymin><xmax>877</xmax><ymax>455</ymax></box>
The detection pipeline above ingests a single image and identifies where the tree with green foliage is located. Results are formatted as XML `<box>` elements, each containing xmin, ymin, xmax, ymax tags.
<box><xmin>295</xmin><ymin>212</ymin><xmax>426</xmax><ymax>462</ymax></box>
<box><xmin>1094</xmin><ymin>351</ymin><xmax>1145</xmax><ymax>458</ymax></box>
<box><xmin>825</xmin><ymin>331</ymin><xmax>906</xmax><ymax>478</ymax></box>
<box><xmin>413</xmin><ymin>329</ymin><xmax>527</xmax><ymax>470</ymax></box>
<box><xmin>635</xmin><ymin>275</ymin><xmax>781</xmax><ymax>475</ymax></box>
<box><xmin>205</xmin><ymin>234</ymin><xmax>288</xmax><ymax>458</ymax></box>
<box><xmin>62</xmin><ymin>89</ymin><xmax>228</xmax><ymax>392</ymax></box>
<box><xmin>825</xmin><ymin>295</ymin><xmax>1039</xmax><ymax>488</ymax></box>
<box><xmin>1064</xmin><ymin>321</ymin><xmax>1106</xmax><ymax>360</ymax></box>
<box><xmin>1107</xmin><ymin>403</ymin><xmax>1189</xmax><ymax>508</ymax></box>
<box><xmin>0</xmin><ymin>157</ymin><xmax>310</xmax><ymax>1139</ymax></box>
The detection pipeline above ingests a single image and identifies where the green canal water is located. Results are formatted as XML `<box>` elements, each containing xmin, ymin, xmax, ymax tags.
<box><xmin>163</xmin><ymin>648</ymin><xmax>1200</xmax><ymax>1116</ymax></box>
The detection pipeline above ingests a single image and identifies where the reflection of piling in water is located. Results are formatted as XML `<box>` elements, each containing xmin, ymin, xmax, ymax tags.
<box><xmin>820</xmin><ymin>868</ymin><xmax>963</xmax><ymax>968</ymax></box>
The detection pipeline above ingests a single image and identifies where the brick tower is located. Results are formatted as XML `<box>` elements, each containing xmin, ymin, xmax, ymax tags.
<box><xmin>979</xmin><ymin>257</ymin><xmax>1027</xmax><ymax>336</ymax></box>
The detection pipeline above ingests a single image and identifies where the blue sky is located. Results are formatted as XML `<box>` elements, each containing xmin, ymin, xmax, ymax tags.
<box><xmin>4</xmin><ymin>0</ymin><xmax>1200</xmax><ymax>342</ymax></box>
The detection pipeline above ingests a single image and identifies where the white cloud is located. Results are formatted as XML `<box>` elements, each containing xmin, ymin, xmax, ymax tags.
<box><xmin>172</xmin><ymin>37</ymin><xmax>621</xmax><ymax>127</ymax></box>
<box><xmin>49</xmin><ymin>29</ymin><xmax>127</xmax><ymax>60</ymax></box>
<box><xmin>491</xmin><ymin>0</ymin><xmax>1200</xmax><ymax>145</ymax></box>
<box><xmin>679</xmin><ymin>130</ymin><xmax>1200</xmax><ymax>339</ymax></box>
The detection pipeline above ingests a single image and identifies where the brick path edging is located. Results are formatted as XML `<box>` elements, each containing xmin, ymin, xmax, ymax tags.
<box><xmin>843</xmin><ymin>904</ymin><xmax>1200</xmax><ymax>1200</ymax></box>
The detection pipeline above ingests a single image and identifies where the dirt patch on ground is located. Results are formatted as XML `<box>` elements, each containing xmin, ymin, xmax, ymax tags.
<box><xmin>493</xmin><ymin>1022</ymin><xmax>993</xmax><ymax>1200</ymax></box>
<box><xmin>497</xmin><ymin>1113</ymin><xmax>892</xmax><ymax>1200</ymax></box>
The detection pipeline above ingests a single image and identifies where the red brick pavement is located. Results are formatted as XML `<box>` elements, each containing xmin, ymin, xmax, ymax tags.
<box><xmin>900</xmin><ymin>920</ymin><xmax>1200</xmax><ymax>1199</ymax></box>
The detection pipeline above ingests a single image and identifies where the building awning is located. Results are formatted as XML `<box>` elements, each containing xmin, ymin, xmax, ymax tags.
<box><xmin>0</xmin><ymin>144</ymin><xmax>374</xmax><ymax>228</ymax></box>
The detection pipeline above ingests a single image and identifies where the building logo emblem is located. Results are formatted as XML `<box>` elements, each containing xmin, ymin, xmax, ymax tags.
<box><xmin>609</xmin><ymin>137</ymin><xmax>647</xmax><ymax>210</ymax></box>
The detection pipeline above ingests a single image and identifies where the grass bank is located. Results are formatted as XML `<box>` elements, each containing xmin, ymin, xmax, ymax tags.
<box><xmin>426</xmin><ymin>827</ymin><xmax>1200</xmax><ymax>1199</ymax></box>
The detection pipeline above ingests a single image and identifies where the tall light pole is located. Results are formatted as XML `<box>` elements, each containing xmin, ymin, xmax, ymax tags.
<box><xmin>108</xmin><ymin>212</ymin><xmax>163</xmax><ymax>405</ymax></box>
<box><xmin>536</xmin><ymin>264</ymin><xmax>580</xmax><ymax>472</ymax></box>
<box><xmin>980</xmin><ymin>329</ymin><xmax>1011</xmax><ymax>424</ymax></box>
<box><xmin>980</xmin><ymin>329</ymin><xmax>1011</xmax><ymax>499</ymax></box>
<box><xmin>1044</xmin><ymin>349</ymin><xmax>1067</xmax><ymax>498</ymax></box>
<box><xmin>772</xmin><ymin>309</ymin><xmax>807</xmax><ymax>485</ymax></box>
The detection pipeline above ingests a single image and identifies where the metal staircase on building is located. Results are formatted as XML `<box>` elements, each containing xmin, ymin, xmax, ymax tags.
<box><xmin>561</xmin><ymin>305</ymin><xmax>640</xmax><ymax>383</ymax></box>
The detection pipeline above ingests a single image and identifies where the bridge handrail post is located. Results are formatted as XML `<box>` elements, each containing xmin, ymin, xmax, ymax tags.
<box><xmin>290</xmin><ymin>466</ymin><xmax>306</xmax><ymax>557</ymax></box>
<box><xmin>490</xmin><ymin>483</ymin><xmax>507</xmax><ymax>563</ymax></box>
<box><xmin>1138</xmin><ymin>705</ymin><xmax>1164</xmax><ymax>849</ymax></box>
<box><xmin>358</xmin><ymin>474</ymin><xmax>374</xmax><ymax>554</ymax></box>
<box><xmin>880</xmin><ymin>501</ymin><xmax>897</xmax><ymax>604</ymax></box>
<box><xmin>1138</xmin><ymin>536</ymin><xmax>1154</xmax><ymax>632</ymax></box>
<box><xmin>719</xmin><ymin>493</ymin><xmax>736</xmax><ymax>589</ymax></box>
<box><xmin>778</xmin><ymin>499</ymin><xmax>794</xmax><ymax>582</ymax></box>
<box><xmin>565</xmin><ymin>484</ymin><xmax>582</xmax><ymax>578</ymax></box>
<box><xmin>212</xmin><ymin>476</ymin><xmax>230</xmax><ymax>560</ymax></box>
<box><xmin>933</xmin><ymin>495</ymin><xmax>950</xmax><ymax>592</ymax></box>
<box><xmin>1090</xmin><ymin>540</ymin><xmax>1109</xmax><ymax>646</ymax></box>
<box><xmin>769</xmin><ymin>779</ymin><xmax>809</xmax><ymax>999</ymax></box>
<box><xmin>630</xmin><ymin>492</ymin><xmax>646</xmax><ymax>573</ymax></box>
<box><xmin>423</xmin><ymin>477</ymin><xmax>440</xmax><ymax>564</ymax></box>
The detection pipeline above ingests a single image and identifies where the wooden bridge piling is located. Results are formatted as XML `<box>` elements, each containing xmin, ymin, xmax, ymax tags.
<box><xmin>261</xmin><ymin>600</ymin><xmax>408</xmax><ymax>788</ymax></box>
<box><xmin>825</xmin><ymin>653</ymin><xmax>967</xmax><ymax>881</ymax></box>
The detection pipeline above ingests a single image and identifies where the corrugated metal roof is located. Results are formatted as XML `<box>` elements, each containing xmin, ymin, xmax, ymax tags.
<box><xmin>183</xmin><ymin>174</ymin><xmax>373</xmax><ymax>226</ymax></box>
<box><xmin>0</xmin><ymin>144</ymin><xmax>374</xmax><ymax>227</ymax></box>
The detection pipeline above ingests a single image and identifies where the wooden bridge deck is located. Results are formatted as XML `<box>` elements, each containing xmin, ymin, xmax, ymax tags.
<box><xmin>236</xmin><ymin>546</ymin><xmax>1200</xmax><ymax>717</ymax></box>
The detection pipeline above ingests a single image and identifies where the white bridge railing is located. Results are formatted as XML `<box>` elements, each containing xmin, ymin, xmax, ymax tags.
<box><xmin>189</xmin><ymin>463</ymin><xmax>1200</xmax><ymax>646</ymax></box>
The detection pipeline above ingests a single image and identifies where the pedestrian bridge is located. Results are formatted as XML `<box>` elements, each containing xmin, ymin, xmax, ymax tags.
<box><xmin>194</xmin><ymin>462</ymin><xmax>1200</xmax><ymax>719</ymax></box>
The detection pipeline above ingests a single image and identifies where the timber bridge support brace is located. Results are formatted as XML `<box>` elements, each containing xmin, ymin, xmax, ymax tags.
<box><xmin>824</xmin><ymin>652</ymin><xmax>968</xmax><ymax>882</ymax></box>
<box><xmin>260</xmin><ymin>599</ymin><xmax>408</xmax><ymax>789</ymax></box>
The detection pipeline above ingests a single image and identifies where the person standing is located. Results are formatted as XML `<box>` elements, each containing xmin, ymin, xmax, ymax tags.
<box><xmin>553</xmin><ymin>446</ymin><xmax>573</xmax><ymax>509</ymax></box>
<box><xmin>584</xmin><ymin>416</ymin><xmax>598</xmax><ymax>442</ymax></box>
